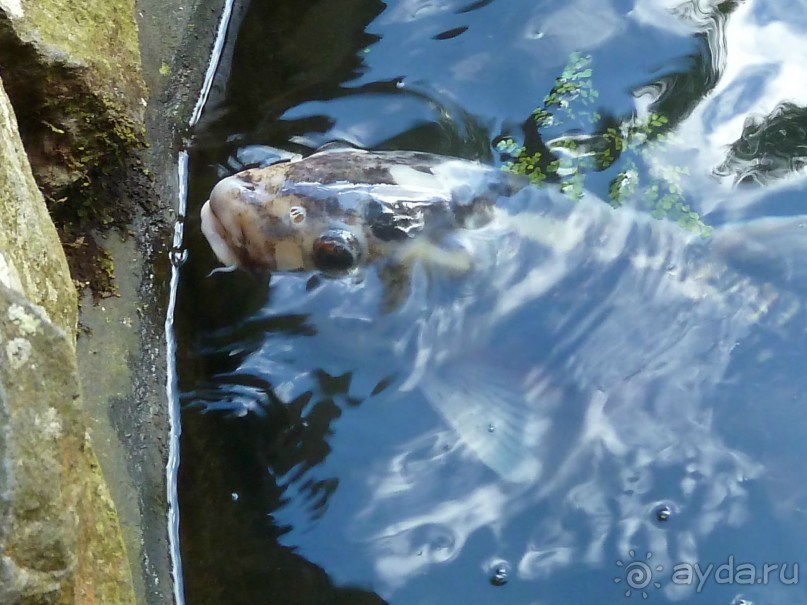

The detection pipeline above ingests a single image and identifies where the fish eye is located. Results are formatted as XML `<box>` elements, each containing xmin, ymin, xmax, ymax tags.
<box><xmin>313</xmin><ymin>229</ymin><xmax>360</xmax><ymax>273</ymax></box>
<box><xmin>289</xmin><ymin>206</ymin><xmax>306</xmax><ymax>224</ymax></box>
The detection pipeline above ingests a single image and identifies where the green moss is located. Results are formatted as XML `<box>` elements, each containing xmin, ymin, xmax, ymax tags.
<box><xmin>18</xmin><ymin>0</ymin><xmax>144</xmax><ymax>105</ymax></box>
<box><xmin>0</xmin><ymin>81</ymin><xmax>77</xmax><ymax>336</ymax></box>
<box><xmin>39</xmin><ymin>81</ymin><xmax>146</xmax><ymax>227</ymax></box>
<box><xmin>0</xmin><ymin>0</ymin><xmax>146</xmax><ymax>215</ymax></box>
<box><xmin>0</xmin><ymin>1</ymin><xmax>147</xmax><ymax>299</ymax></box>
<box><xmin>73</xmin><ymin>444</ymin><xmax>137</xmax><ymax>605</ymax></box>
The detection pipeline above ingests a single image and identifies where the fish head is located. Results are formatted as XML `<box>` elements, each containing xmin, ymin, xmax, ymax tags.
<box><xmin>201</xmin><ymin>162</ymin><xmax>374</xmax><ymax>274</ymax></box>
<box><xmin>201</xmin><ymin>149</ymin><xmax>523</xmax><ymax>277</ymax></box>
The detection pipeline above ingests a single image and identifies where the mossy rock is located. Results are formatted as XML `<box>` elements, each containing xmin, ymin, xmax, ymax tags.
<box><xmin>0</xmin><ymin>283</ymin><xmax>136</xmax><ymax>605</ymax></box>
<box><xmin>1</xmin><ymin>76</ymin><xmax>135</xmax><ymax>604</ymax></box>
<box><xmin>0</xmin><ymin>75</ymin><xmax>75</xmax><ymax>337</ymax></box>
<box><xmin>0</xmin><ymin>0</ymin><xmax>146</xmax><ymax>227</ymax></box>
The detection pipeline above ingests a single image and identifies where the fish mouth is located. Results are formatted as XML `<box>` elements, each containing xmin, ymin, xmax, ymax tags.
<box><xmin>201</xmin><ymin>200</ymin><xmax>240</xmax><ymax>268</ymax></box>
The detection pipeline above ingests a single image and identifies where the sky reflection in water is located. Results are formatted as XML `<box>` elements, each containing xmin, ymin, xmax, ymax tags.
<box><xmin>177</xmin><ymin>1</ymin><xmax>807</xmax><ymax>603</ymax></box>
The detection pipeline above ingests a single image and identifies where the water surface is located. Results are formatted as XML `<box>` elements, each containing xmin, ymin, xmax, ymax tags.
<box><xmin>175</xmin><ymin>1</ymin><xmax>807</xmax><ymax>603</ymax></box>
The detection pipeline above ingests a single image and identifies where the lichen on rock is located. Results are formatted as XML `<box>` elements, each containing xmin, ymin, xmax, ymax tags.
<box><xmin>0</xmin><ymin>71</ymin><xmax>136</xmax><ymax>604</ymax></box>
<box><xmin>0</xmin><ymin>284</ymin><xmax>136</xmax><ymax>605</ymax></box>
<box><xmin>0</xmin><ymin>77</ymin><xmax>76</xmax><ymax>337</ymax></box>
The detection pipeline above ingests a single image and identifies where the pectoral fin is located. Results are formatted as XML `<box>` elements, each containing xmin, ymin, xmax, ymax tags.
<box><xmin>396</xmin><ymin>237</ymin><xmax>473</xmax><ymax>274</ymax></box>
<box><xmin>418</xmin><ymin>361</ymin><xmax>548</xmax><ymax>483</ymax></box>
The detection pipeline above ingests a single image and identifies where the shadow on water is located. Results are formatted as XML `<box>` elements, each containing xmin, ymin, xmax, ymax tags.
<box><xmin>176</xmin><ymin>1</ymin><xmax>807</xmax><ymax>604</ymax></box>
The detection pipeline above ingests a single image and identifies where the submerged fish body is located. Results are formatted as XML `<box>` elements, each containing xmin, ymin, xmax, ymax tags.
<box><xmin>201</xmin><ymin>148</ymin><xmax>807</xmax><ymax>593</ymax></box>
<box><xmin>201</xmin><ymin>147</ymin><xmax>519</xmax><ymax>274</ymax></box>
<box><xmin>201</xmin><ymin>148</ymin><xmax>805</xmax><ymax>480</ymax></box>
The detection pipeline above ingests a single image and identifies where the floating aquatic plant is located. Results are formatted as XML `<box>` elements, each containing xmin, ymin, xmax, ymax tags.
<box><xmin>496</xmin><ymin>53</ymin><xmax>711</xmax><ymax>237</ymax></box>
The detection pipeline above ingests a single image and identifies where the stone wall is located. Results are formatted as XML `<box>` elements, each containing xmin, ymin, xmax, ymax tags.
<box><xmin>0</xmin><ymin>78</ymin><xmax>135</xmax><ymax>604</ymax></box>
<box><xmin>0</xmin><ymin>0</ymin><xmax>154</xmax><ymax>599</ymax></box>
<box><xmin>0</xmin><ymin>0</ymin><xmax>228</xmax><ymax>601</ymax></box>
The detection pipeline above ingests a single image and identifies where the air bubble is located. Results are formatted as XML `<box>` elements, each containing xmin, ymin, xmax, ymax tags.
<box><xmin>656</xmin><ymin>504</ymin><xmax>671</xmax><ymax>522</ymax></box>
<box><xmin>489</xmin><ymin>561</ymin><xmax>510</xmax><ymax>586</ymax></box>
<box><xmin>651</xmin><ymin>501</ymin><xmax>678</xmax><ymax>524</ymax></box>
<box><xmin>419</xmin><ymin>525</ymin><xmax>456</xmax><ymax>562</ymax></box>
<box><xmin>433</xmin><ymin>533</ymin><xmax>453</xmax><ymax>550</ymax></box>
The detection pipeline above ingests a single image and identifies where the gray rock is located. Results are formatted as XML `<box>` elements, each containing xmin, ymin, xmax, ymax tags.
<box><xmin>0</xmin><ymin>79</ymin><xmax>135</xmax><ymax>604</ymax></box>
<box><xmin>0</xmin><ymin>77</ymin><xmax>75</xmax><ymax>338</ymax></box>
<box><xmin>0</xmin><ymin>284</ymin><xmax>80</xmax><ymax>603</ymax></box>
<box><xmin>0</xmin><ymin>284</ymin><xmax>135</xmax><ymax>604</ymax></box>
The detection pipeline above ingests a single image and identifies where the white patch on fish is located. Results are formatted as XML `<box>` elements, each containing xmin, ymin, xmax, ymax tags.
<box><xmin>200</xmin><ymin>200</ymin><xmax>239</xmax><ymax>268</ymax></box>
<box><xmin>388</xmin><ymin>165</ymin><xmax>442</xmax><ymax>191</ymax></box>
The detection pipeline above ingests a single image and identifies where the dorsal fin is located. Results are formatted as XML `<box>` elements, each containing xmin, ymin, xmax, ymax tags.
<box><xmin>315</xmin><ymin>140</ymin><xmax>360</xmax><ymax>154</ymax></box>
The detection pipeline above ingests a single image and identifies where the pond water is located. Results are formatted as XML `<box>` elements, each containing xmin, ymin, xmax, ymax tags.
<box><xmin>174</xmin><ymin>1</ymin><xmax>807</xmax><ymax>603</ymax></box>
